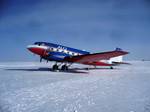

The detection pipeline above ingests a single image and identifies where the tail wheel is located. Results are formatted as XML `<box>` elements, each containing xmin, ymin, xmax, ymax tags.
<box><xmin>110</xmin><ymin>66</ymin><xmax>113</xmax><ymax>69</ymax></box>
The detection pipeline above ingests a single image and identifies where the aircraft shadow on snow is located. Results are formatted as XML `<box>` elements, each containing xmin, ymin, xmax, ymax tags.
<box><xmin>5</xmin><ymin>67</ymin><xmax>115</xmax><ymax>74</ymax></box>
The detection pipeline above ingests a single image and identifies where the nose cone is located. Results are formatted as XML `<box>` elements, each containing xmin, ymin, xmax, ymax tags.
<box><xmin>27</xmin><ymin>45</ymin><xmax>33</xmax><ymax>50</ymax></box>
<box><xmin>27</xmin><ymin>45</ymin><xmax>37</xmax><ymax>54</ymax></box>
<box><xmin>27</xmin><ymin>45</ymin><xmax>36</xmax><ymax>53</ymax></box>
<box><xmin>27</xmin><ymin>45</ymin><xmax>48</xmax><ymax>56</ymax></box>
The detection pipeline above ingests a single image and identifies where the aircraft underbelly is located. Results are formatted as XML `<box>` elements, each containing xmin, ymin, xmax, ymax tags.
<box><xmin>48</xmin><ymin>52</ymin><xmax>69</xmax><ymax>61</ymax></box>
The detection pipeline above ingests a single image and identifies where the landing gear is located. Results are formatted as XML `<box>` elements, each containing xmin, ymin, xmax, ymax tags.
<box><xmin>61</xmin><ymin>65</ymin><xmax>68</xmax><ymax>71</ymax></box>
<box><xmin>110</xmin><ymin>66</ymin><xmax>113</xmax><ymax>69</ymax></box>
<box><xmin>52</xmin><ymin>63</ymin><xmax>69</xmax><ymax>71</ymax></box>
<box><xmin>52</xmin><ymin>64</ymin><xmax>59</xmax><ymax>71</ymax></box>
<box><xmin>85</xmin><ymin>68</ymin><xmax>89</xmax><ymax>70</ymax></box>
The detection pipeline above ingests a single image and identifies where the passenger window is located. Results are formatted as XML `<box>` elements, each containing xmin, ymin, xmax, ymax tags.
<box><xmin>41</xmin><ymin>43</ymin><xmax>45</xmax><ymax>46</ymax></box>
<box><xmin>69</xmin><ymin>52</ymin><xmax>72</xmax><ymax>55</ymax></box>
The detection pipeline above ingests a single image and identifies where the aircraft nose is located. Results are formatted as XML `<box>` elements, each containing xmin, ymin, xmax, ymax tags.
<box><xmin>27</xmin><ymin>45</ymin><xmax>32</xmax><ymax>49</ymax></box>
<box><xmin>27</xmin><ymin>45</ymin><xmax>35</xmax><ymax>52</ymax></box>
<box><xmin>27</xmin><ymin>45</ymin><xmax>36</xmax><ymax>54</ymax></box>
<box><xmin>27</xmin><ymin>45</ymin><xmax>48</xmax><ymax>56</ymax></box>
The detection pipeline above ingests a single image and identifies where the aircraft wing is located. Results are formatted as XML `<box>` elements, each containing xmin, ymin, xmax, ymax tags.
<box><xmin>64</xmin><ymin>50</ymin><xmax>129</xmax><ymax>66</ymax></box>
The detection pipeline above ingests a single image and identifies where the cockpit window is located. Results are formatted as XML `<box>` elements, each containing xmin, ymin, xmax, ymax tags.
<box><xmin>34</xmin><ymin>42</ymin><xmax>41</xmax><ymax>46</ymax></box>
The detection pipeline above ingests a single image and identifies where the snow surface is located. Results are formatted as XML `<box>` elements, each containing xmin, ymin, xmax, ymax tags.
<box><xmin>0</xmin><ymin>61</ymin><xmax>150</xmax><ymax>112</ymax></box>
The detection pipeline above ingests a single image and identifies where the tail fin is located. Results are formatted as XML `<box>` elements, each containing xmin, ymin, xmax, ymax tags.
<box><xmin>108</xmin><ymin>56</ymin><xmax>123</xmax><ymax>64</ymax></box>
<box><xmin>108</xmin><ymin>48</ymin><xmax>129</xmax><ymax>65</ymax></box>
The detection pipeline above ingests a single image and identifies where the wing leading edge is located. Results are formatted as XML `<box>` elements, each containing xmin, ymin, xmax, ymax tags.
<box><xmin>64</xmin><ymin>50</ymin><xmax>129</xmax><ymax>66</ymax></box>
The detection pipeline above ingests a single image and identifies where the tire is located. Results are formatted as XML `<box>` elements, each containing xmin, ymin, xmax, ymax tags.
<box><xmin>52</xmin><ymin>64</ymin><xmax>59</xmax><ymax>71</ymax></box>
<box><xmin>110</xmin><ymin>66</ymin><xmax>113</xmax><ymax>69</ymax></box>
<box><xmin>61</xmin><ymin>65</ymin><xmax>68</xmax><ymax>71</ymax></box>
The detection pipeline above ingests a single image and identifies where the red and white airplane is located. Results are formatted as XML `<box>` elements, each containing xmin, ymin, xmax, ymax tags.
<box><xmin>27</xmin><ymin>42</ymin><xmax>129</xmax><ymax>71</ymax></box>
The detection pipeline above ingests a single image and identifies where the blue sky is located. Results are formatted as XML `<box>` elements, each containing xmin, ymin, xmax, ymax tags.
<box><xmin>0</xmin><ymin>0</ymin><xmax>150</xmax><ymax>61</ymax></box>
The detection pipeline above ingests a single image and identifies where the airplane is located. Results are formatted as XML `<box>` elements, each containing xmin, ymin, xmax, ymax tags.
<box><xmin>27</xmin><ymin>42</ymin><xmax>129</xmax><ymax>71</ymax></box>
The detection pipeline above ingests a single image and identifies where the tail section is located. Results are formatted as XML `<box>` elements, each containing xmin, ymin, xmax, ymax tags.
<box><xmin>108</xmin><ymin>48</ymin><xmax>128</xmax><ymax>65</ymax></box>
<box><xmin>108</xmin><ymin>56</ymin><xmax>123</xmax><ymax>64</ymax></box>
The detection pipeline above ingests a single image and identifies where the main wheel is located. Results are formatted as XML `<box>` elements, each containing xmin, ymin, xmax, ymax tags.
<box><xmin>52</xmin><ymin>64</ymin><xmax>59</xmax><ymax>71</ymax></box>
<box><xmin>85</xmin><ymin>68</ymin><xmax>89</xmax><ymax>70</ymax></box>
<box><xmin>61</xmin><ymin>65</ymin><xmax>68</xmax><ymax>71</ymax></box>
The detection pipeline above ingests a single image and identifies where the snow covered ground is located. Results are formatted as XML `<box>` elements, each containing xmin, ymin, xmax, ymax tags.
<box><xmin>0</xmin><ymin>61</ymin><xmax>150</xmax><ymax>112</ymax></box>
